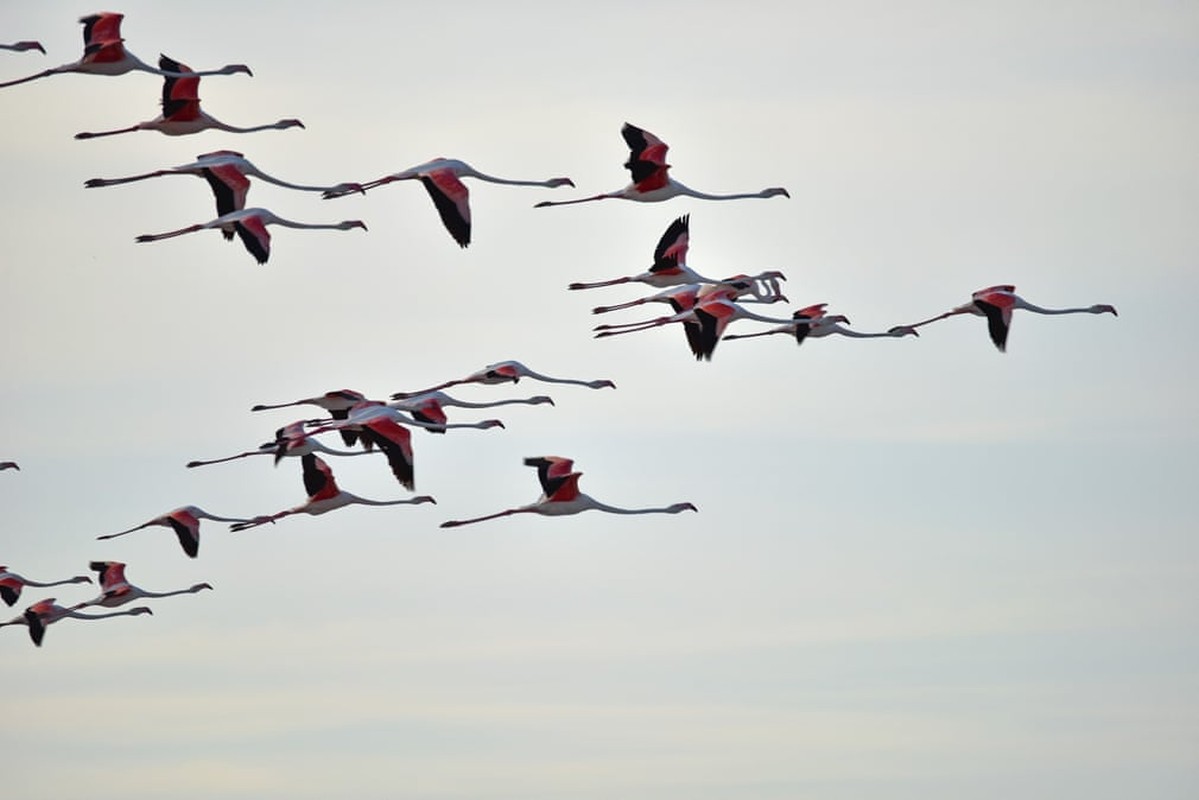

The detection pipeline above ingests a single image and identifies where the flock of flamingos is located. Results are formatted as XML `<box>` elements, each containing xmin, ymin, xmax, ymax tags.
<box><xmin>1</xmin><ymin>13</ymin><xmax>1117</xmax><ymax>646</ymax></box>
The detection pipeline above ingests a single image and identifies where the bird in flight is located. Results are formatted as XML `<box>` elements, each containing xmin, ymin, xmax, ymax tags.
<box><xmin>0</xmin><ymin>566</ymin><xmax>91</xmax><ymax>607</ymax></box>
<box><xmin>135</xmin><ymin>207</ymin><xmax>367</xmax><ymax>264</ymax></box>
<box><xmin>99</xmin><ymin>505</ymin><xmax>257</xmax><ymax>558</ymax></box>
<box><xmin>441</xmin><ymin>456</ymin><xmax>698</xmax><ymax>528</ymax></box>
<box><xmin>0</xmin><ymin>13</ymin><xmax>251</xmax><ymax>89</ymax></box>
<box><xmin>325</xmin><ymin>157</ymin><xmax>574</xmax><ymax>247</ymax></box>
<box><xmin>1</xmin><ymin>597</ymin><xmax>152</xmax><ymax>647</ymax></box>
<box><xmin>72</xmin><ymin>561</ymin><xmax>212</xmax><ymax>609</ymax></box>
<box><xmin>392</xmin><ymin>360</ymin><xmax>615</xmax><ymax>399</ymax></box>
<box><xmin>722</xmin><ymin>304</ymin><xmax>920</xmax><ymax>345</ymax></box>
<box><xmin>230</xmin><ymin>454</ymin><xmax>436</xmax><ymax>531</ymax></box>
<box><xmin>897</xmin><ymin>285</ymin><xmax>1117</xmax><ymax>351</ymax></box>
<box><xmin>535</xmin><ymin>123</ymin><xmax>789</xmax><ymax>207</ymax></box>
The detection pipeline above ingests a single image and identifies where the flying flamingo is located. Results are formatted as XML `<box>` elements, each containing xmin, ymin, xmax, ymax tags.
<box><xmin>391</xmin><ymin>361</ymin><xmax>616</xmax><ymax>399</ymax></box>
<box><xmin>1</xmin><ymin>597</ymin><xmax>152</xmax><ymax>647</ymax></box>
<box><xmin>898</xmin><ymin>285</ymin><xmax>1118</xmax><ymax>351</ymax></box>
<box><xmin>440</xmin><ymin>456</ymin><xmax>698</xmax><ymax>528</ymax></box>
<box><xmin>252</xmin><ymin>389</ymin><xmax>368</xmax><ymax>446</ymax></box>
<box><xmin>186</xmin><ymin>421</ymin><xmax>371</xmax><ymax>468</ymax></box>
<box><xmin>75</xmin><ymin>55</ymin><xmax>302</xmax><ymax>139</ymax></box>
<box><xmin>591</xmin><ymin>275</ymin><xmax>789</xmax><ymax>315</ymax></box>
<box><xmin>323</xmin><ymin>158</ymin><xmax>574</xmax><ymax>248</ymax></box>
<box><xmin>0</xmin><ymin>13</ymin><xmax>251</xmax><ymax>89</ymax></box>
<box><xmin>568</xmin><ymin>215</ymin><xmax>785</xmax><ymax>297</ymax></box>
<box><xmin>534</xmin><ymin>123</ymin><xmax>789</xmax><ymax>208</ymax></box>
<box><xmin>0</xmin><ymin>461</ymin><xmax>17</xmax><ymax>471</ymax></box>
<box><xmin>0</xmin><ymin>566</ymin><xmax>91</xmax><ymax>607</ymax></box>
<box><xmin>230</xmin><ymin>454</ymin><xmax>436</xmax><ymax>531</ymax></box>
<box><xmin>72</xmin><ymin>561</ymin><xmax>211</xmax><ymax>609</ymax></box>
<box><xmin>1</xmin><ymin>41</ymin><xmax>44</xmax><ymax>54</ymax></box>
<box><xmin>305</xmin><ymin>402</ymin><xmax>504</xmax><ymax>488</ymax></box>
<box><xmin>723</xmin><ymin>304</ymin><xmax>920</xmax><ymax>345</ymax></box>
<box><xmin>86</xmin><ymin>150</ymin><xmax>362</xmax><ymax>234</ymax></box>
<box><xmin>594</xmin><ymin>287</ymin><xmax>806</xmax><ymax>360</ymax></box>
<box><xmin>98</xmin><ymin>505</ymin><xmax>257</xmax><ymax>558</ymax></box>
<box><xmin>389</xmin><ymin>392</ymin><xmax>555</xmax><ymax>433</ymax></box>
<box><xmin>135</xmin><ymin>207</ymin><xmax>367</xmax><ymax>265</ymax></box>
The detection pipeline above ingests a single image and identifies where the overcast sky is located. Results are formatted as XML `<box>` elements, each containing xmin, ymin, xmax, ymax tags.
<box><xmin>2</xmin><ymin>2</ymin><xmax>1196</xmax><ymax>798</ymax></box>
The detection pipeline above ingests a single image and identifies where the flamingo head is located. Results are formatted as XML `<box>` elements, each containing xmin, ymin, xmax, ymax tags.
<box><xmin>529</xmin><ymin>396</ymin><xmax>555</xmax><ymax>406</ymax></box>
<box><xmin>70</xmin><ymin>575</ymin><xmax>93</xmax><ymax>584</ymax></box>
<box><xmin>889</xmin><ymin>325</ymin><xmax>919</xmax><ymax>337</ymax></box>
<box><xmin>482</xmin><ymin>419</ymin><xmax>506</xmax><ymax>429</ymax></box>
<box><xmin>546</xmin><ymin>177</ymin><xmax>575</xmax><ymax>188</ymax></box>
<box><xmin>191</xmin><ymin>583</ymin><xmax>214</xmax><ymax>593</ymax></box>
<box><xmin>220</xmin><ymin>64</ymin><xmax>254</xmax><ymax>76</ymax></box>
<box><xmin>274</xmin><ymin>118</ymin><xmax>305</xmax><ymax>130</ymax></box>
<box><xmin>130</xmin><ymin>607</ymin><xmax>154</xmax><ymax>616</ymax></box>
<box><xmin>412</xmin><ymin>496</ymin><xmax>437</xmax><ymax>505</ymax></box>
<box><xmin>1091</xmin><ymin>304</ymin><xmax>1117</xmax><ymax>316</ymax></box>
<box><xmin>338</xmin><ymin>220</ymin><xmax>368</xmax><ymax>231</ymax></box>
<box><xmin>760</xmin><ymin>187</ymin><xmax>790</xmax><ymax>199</ymax></box>
<box><xmin>669</xmin><ymin>502</ymin><xmax>698</xmax><ymax>514</ymax></box>
<box><xmin>587</xmin><ymin>379</ymin><xmax>617</xmax><ymax>389</ymax></box>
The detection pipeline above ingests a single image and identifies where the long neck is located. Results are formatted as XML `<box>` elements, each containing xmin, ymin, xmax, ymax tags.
<box><xmin>467</xmin><ymin>169</ymin><xmax>561</xmax><ymax>187</ymax></box>
<box><xmin>519</xmin><ymin>368</ymin><xmax>599</xmax><ymax>387</ymax></box>
<box><xmin>250</xmin><ymin>170</ymin><xmax>341</xmax><ymax>193</ymax></box>
<box><xmin>732</xmin><ymin>306</ymin><xmax>798</xmax><ymax>326</ymax></box>
<box><xmin>583</xmin><ymin>497</ymin><xmax>684</xmax><ymax>515</ymax></box>
<box><xmin>212</xmin><ymin>118</ymin><xmax>294</xmax><ymax>134</ymax></box>
<box><xmin>672</xmin><ymin>179</ymin><xmax>777</xmax><ymax>201</ymax></box>
<box><xmin>822</xmin><ymin>324</ymin><xmax>894</xmax><ymax>339</ymax></box>
<box><xmin>1016</xmin><ymin>300</ymin><xmax>1096</xmax><ymax>315</ymax></box>
<box><xmin>138</xmin><ymin>586</ymin><xmax>201</xmax><ymax>599</ymax></box>
<box><xmin>309</xmin><ymin>440</ymin><xmax>368</xmax><ymax>457</ymax></box>
<box><xmin>63</xmin><ymin>607</ymin><xmax>145</xmax><ymax>620</ymax></box>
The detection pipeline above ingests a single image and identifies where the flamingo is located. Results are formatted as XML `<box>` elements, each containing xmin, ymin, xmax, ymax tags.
<box><xmin>391</xmin><ymin>361</ymin><xmax>616</xmax><ymax>399</ymax></box>
<box><xmin>899</xmin><ymin>285</ymin><xmax>1118</xmax><ymax>351</ymax></box>
<box><xmin>0</xmin><ymin>461</ymin><xmax>17</xmax><ymax>471</ymax></box>
<box><xmin>440</xmin><ymin>456</ymin><xmax>697</xmax><ymax>528</ymax></box>
<box><xmin>591</xmin><ymin>275</ymin><xmax>789</xmax><ymax>315</ymax></box>
<box><xmin>0</xmin><ymin>566</ymin><xmax>91</xmax><ymax>607</ymax></box>
<box><xmin>98</xmin><ymin>505</ymin><xmax>257</xmax><ymax>558</ymax></box>
<box><xmin>1</xmin><ymin>41</ymin><xmax>44</xmax><ymax>54</ymax></box>
<box><xmin>86</xmin><ymin>151</ymin><xmax>362</xmax><ymax>235</ymax></box>
<box><xmin>72</xmin><ymin>561</ymin><xmax>211</xmax><ymax>609</ymax></box>
<box><xmin>569</xmin><ymin>215</ymin><xmax>785</xmax><ymax>299</ymax></box>
<box><xmin>0</xmin><ymin>597</ymin><xmax>151</xmax><ymax>647</ymax></box>
<box><xmin>75</xmin><ymin>56</ymin><xmax>302</xmax><ymax>139</ymax></box>
<box><xmin>323</xmin><ymin>158</ymin><xmax>574</xmax><ymax>248</ymax></box>
<box><xmin>306</xmin><ymin>402</ymin><xmax>504</xmax><ymax>488</ymax></box>
<box><xmin>389</xmin><ymin>392</ymin><xmax>555</xmax><ymax>433</ymax></box>
<box><xmin>135</xmin><ymin>207</ymin><xmax>367</xmax><ymax>265</ymax></box>
<box><xmin>230</xmin><ymin>454</ymin><xmax>436</xmax><ymax>531</ymax></box>
<box><xmin>187</xmin><ymin>421</ymin><xmax>371</xmax><ymax>468</ymax></box>
<box><xmin>723</xmin><ymin>304</ymin><xmax>920</xmax><ymax>345</ymax></box>
<box><xmin>252</xmin><ymin>389</ymin><xmax>368</xmax><ymax>446</ymax></box>
<box><xmin>0</xmin><ymin>13</ymin><xmax>251</xmax><ymax>89</ymax></box>
<box><xmin>594</xmin><ymin>287</ymin><xmax>805</xmax><ymax>360</ymax></box>
<box><xmin>535</xmin><ymin>123</ymin><xmax>789</xmax><ymax>208</ymax></box>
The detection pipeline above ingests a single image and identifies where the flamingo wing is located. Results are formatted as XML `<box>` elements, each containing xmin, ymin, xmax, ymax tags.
<box><xmin>88</xmin><ymin>561</ymin><xmax>126</xmax><ymax>589</ymax></box>
<box><xmin>546</xmin><ymin>472</ymin><xmax>583</xmax><ymax>503</ymax></box>
<box><xmin>621</xmin><ymin>123</ymin><xmax>671</xmax><ymax>191</ymax></box>
<box><xmin>650</xmin><ymin>215</ymin><xmax>690</xmax><ymax>273</ymax></box>
<box><xmin>165</xmin><ymin>512</ymin><xmax>201</xmax><ymax>558</ymax></box>
<box><xmin>358</xmin><ymin>419</ymin><xmax>415</xmax><ymax>490</ymax></box>
<box><xmin>301</xmin><ymin>454</ymin><xmax>341</xmax><ymax>501</ymax></box>
<box><xmin>523</xmin><ymin>456</ymin><xmax>574</xmax><ymax>496</ymax></box>
<box><xmin>201</xmin><ymin>164</ymin><xmax>251</xmax><ymax>236</ymax></box>
<box><xmin>420</xmin><ymin>169</ymin><xmax>471</xmax><ymax>248</ymax></box>
<box><xmin>80</xmin><ymin>13</ymin><xmax>124</xmax><ymax>47</ymax></box>
<box><xmin>411</xmin><ymin>400</ymin><xmax>448</xmax><ymax>435</ymax></box>
<box><xmin>82</xmin><ymin>39</ymin><xmax>127</xmax><ymax>65</ymax></box>
<box><xmin>159</xmin><ymin>55</ymin><xmax>201</xmax><ymax>119</ymax></box>
<box><xmin>0</xmin><ymin>580</ymin><xmax>20</xmax><ymax>607</ymax></box>
<box><xmin>24</xmin><ymin>607</ymin><xmax>47</xmax><ymax>646</ymax></box>
<box><xmin>234</xmin><ymin>215</ymin><xmax>271</xmax><ymax>264</ymax></box>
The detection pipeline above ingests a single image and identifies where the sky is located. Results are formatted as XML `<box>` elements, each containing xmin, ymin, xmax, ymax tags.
<box><xmin>1</xmin><ymin>1</ymin><xmax>1196</xmax><ymax>797</ymax></box>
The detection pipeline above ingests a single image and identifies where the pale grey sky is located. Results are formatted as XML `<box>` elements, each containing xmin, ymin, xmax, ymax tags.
<box><xmin>2</xmin><ymin>2</ymin><xmax>1196</xmax><ymax>798</ymax></box>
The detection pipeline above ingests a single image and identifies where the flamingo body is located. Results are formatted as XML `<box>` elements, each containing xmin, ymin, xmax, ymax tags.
<box><xmin>440</xmin><ymin>456</ymin><xmax>697</xmax><ymax>528</ymax></box>
<box><xmin>535</xmin><ymin>123</ymin><xmax>789</xmax><ymax>208</ymax></box>
<box><xmin>73</xmin><ymin>561</ymin><xmax>211</xmax><ymax>609</ymax></box>
<box><xmin>230</xmin><ymin>454</ymin><xmax>435</xmax><ymax>530</ymax></box>
<box><xmin>0</xmin><ymin>13</ymin><xmax>251</xmax><ymax>89</ymax></box>
<box><xmin>135</xmin><ymin>207</ymin><xmax>367</xmax><ymax>264</ymax></box>
<box><xmin>326</xmin><ymin>158</ymin><xmax>574</xmax><ymax>248</ymax></box>
<box><xmin>903</xmin><ymin>285</ymin><xmax>1117</xmax><ymax>351</ymax></box>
